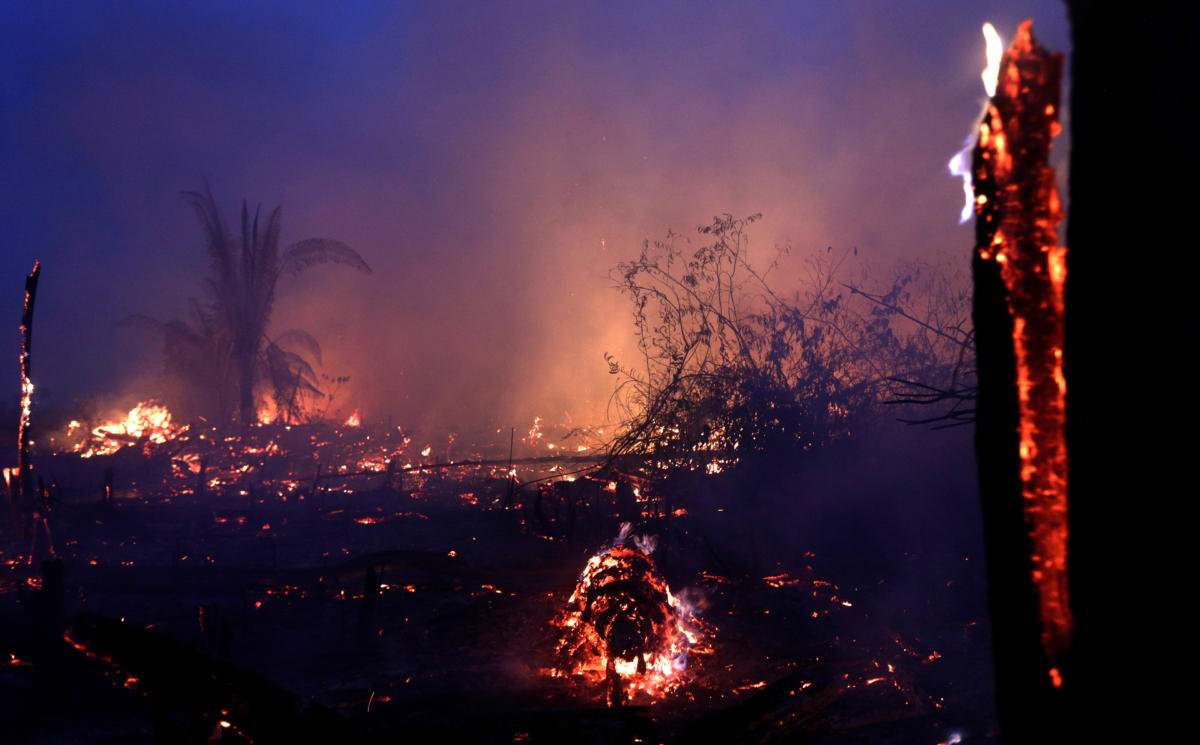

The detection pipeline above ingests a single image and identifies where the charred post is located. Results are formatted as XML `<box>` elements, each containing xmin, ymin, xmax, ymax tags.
<box><xmin>102</xmin><ymin>466</ymin><xmax>114</xmax><ymax>505</ymax></box>
<box><xmin>13</xmin><ymin>261</ymin><xmax>41</xmax><ymax>543</ymax></box>
<box><xmin>970</xmin><ymin>20</ymin><xmax>1070</xmax><ymax>744</ymax></box>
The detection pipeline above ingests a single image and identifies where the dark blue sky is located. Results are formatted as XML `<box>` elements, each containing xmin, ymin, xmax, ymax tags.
<box><xmin>1</xmin><ymin>1</ymin><xmax>1070</xmax><ymax>428</ymax></box>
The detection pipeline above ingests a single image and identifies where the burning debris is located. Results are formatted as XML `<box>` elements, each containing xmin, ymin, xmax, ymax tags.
<box><xmin>67</xmin><ymin>401</ymin><xmax>185</xmax><ymax>459</ymax></box>
<box><xmin>549</xmin><ymin>524</ymin><xmax>709</xmax><ymax>707</ymax></box>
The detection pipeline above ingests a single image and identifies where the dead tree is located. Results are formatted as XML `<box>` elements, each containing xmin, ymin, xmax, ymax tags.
<box><xmin>973</xmin><ymin>7</ymin><xmax>1196</xmax><ymax>742</ymax></box>
<box><xmin>11</xmin><ymin>261</ymin><xmax>42</xmax><ymax>551</ymax></box>
<box><xmin>970</xmin><ymin>21</ymin><xmax>1069</xmax><ymax>744</ymax></box>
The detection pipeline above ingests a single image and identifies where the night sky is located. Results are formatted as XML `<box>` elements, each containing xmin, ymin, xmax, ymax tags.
<box><xmin>1</xmin><ymin>1</ymin><xmax>1071</xmax><ymax>431</ymax></box>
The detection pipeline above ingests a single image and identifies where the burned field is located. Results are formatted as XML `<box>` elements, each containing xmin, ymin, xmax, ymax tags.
<box><xmin>2</xmin><ymin>418</ymin><xmax>991</xmax><ymax>744</ymax></box>
<box><xmin>3</xmin><ymin>8</ymin><xmax>1126</xmax><ymax>742</ymax></box>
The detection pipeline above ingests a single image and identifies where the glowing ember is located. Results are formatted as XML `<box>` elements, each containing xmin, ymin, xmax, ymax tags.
<box><xmin>77</xmin><ymin>401</ymin><xmax>184</xmax><ymax>458</ymax></box>
<box><xmin>548</xmin><ymin>525</ymin><xmax>708</xmax><ymax>706</ymax></box>
<box><xmin>971</xmin><ymin>20</ymin><xmax>1071</xmax><ymax>666</ymax></box>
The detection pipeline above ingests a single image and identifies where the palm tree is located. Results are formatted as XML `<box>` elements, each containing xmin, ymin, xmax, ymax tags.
<box><xmin>137</xmin><ymin>186</ymin><xmax>371</xmax><ymax>425</ymax></box>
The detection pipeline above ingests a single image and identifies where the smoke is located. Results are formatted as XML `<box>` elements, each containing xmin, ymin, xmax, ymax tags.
<box><xmin>1</xmin><ymin>0</ymin><xmax>1070</xmax><ymax>435</ymax></box>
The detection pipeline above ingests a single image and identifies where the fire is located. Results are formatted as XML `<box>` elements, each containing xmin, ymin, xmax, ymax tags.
<box><xmin>949</xmin><ymin>22</ymin><xmax>1006</xmax><ymax>224</ymax></box>
<box><xmin>255</xmin><ymin>399</ymin><xmax>278</xmax><ymax>424</ymax></box>
<box><xmin>971</xmin><ymin>21</ymin><xmax>1071</xmax><ymax>666</ymax></box>
<box><xmin>524</xmin><ymin>416</ymin><xmax>543</xmax><ymax>445</ymax></box>
<box><xmin>949</xmin><ymin>143</ymin><xmax>974</xmax><ymax>224</ymax></box>
<box><xmin>76</xmin><ymin>401</ymin><xmax>184</xmax><ymax>458</ymax></box>
<box><xmin>344</xmin><ymin>409</ymin><xmax>361</xmax><ymax>427</ymax></box>
<box><xmin>548</xmin><ymin>525</ymin><xmax>709</xmax><ymax>706</ymax></box>
<box><xmin>981</xmin><ymin>22</ymin><xmax>1003</xmax><ymax>97</ymax></box>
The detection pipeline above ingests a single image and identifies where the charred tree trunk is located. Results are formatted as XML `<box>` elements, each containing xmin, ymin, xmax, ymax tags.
<box><xmin>12</xmin><ymin>262</ymin><xmax>41</xmax><ymax>543</ymax></box>
<box><xmin>970</xmin><ymin>22</ymin><xmax>1068</xmax><ymax>744</ymax></box>
<box><xmin>974</xmin><ymin>6</ymin><xmax>1195</xmax><ymax>742</ymax></box>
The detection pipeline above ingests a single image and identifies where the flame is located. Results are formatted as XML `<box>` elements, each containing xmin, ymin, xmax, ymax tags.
<box><xmin>76</xmin><ymin>401</ymin><xmax>183</xmax><ymax>458</ymax></box>
<box><xmin>344</xmin><ymin>409</ymin><xmax>361</xmax><ymax>427</ymax></box>
<box><xmin>949</xmin><ymin>138</ymin><xmax>976</xmax><ymax>224</ymax></box>
<box><xmin>548</xmin><ymin>528</ymin><xmax>709</xmax><ymax>704</ymax></box>
<box><xmin>981</xmin><ymin>22</ymin><xmax>1003</xmax><ymax>97</ymax></box>
<box><xmin>255</xmin><ymin>399</ymin><xmax>278</xmax><ymax>424</ymax></box>
<box><xmin>949</xmin><ymin>22</ymin><xmax>1006</xmax><ymax>224</ymax></box>
<box><xmin>524</xmin><ymin>416</ymin><xmax>544</xmax><ymax>445</ymax></box>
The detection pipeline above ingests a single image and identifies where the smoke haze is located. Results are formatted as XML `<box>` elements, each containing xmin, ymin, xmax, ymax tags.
<box><xmin>1</xmin><ymin>0</ymin><xmax>1070</xmax><ymax>432</ymax></box>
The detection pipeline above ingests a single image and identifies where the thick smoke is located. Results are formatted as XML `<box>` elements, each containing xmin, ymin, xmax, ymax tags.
<box><xmin>1</xmin><ymin>1</ymin><xmax>1070</xmax><ymax>435</ymax></box>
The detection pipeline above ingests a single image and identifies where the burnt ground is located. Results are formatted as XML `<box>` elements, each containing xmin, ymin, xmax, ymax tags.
<box><xmin>1</xmin><ymin>422</ymin><xmax>996</xmax><ymax>744</ymax></box>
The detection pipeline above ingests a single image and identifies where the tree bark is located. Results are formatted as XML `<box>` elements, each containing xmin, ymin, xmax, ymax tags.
<box><xmin>970</xmin><ymin>22</ymin><xmax>1069</xmax><ymax>743</ymax></box>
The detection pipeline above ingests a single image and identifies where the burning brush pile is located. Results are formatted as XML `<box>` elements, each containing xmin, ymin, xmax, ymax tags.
<box><xmin>548</xmin><ymin>524</ymin><xmax>711</xmax><ymax>707</ymax></box>
<box><xmin>58</xmin><ymin>401</ymin><xmax>183</xmax><ymax>459</ymax></box>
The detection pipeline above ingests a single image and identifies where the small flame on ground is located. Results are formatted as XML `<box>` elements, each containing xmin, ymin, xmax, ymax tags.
<box><xmin>548</xmin><ymin>526</ymin><xmax>709</xmax><ymax>704</ymax></box>
<box><xmin>76</xmin><ymin>401</ymin><xmax>183</xmax><ymax>458</ymax></box>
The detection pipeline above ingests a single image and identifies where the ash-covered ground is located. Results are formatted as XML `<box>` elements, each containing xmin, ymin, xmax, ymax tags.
<box><xmin>2</xmin><ymin>420</ymin><xmax>995</xmax><ymax>744</ymax></box>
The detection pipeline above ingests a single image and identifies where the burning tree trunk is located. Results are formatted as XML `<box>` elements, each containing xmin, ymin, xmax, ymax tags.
<box><xmin>969</xmin><ymin>21</ymin><xmax>1069</xmax><ymax>743</ymax></box>
<box><xmin>972</xmin><ymin>7</ymin><xmax>1194</xmax><ymax>741</ymax></box>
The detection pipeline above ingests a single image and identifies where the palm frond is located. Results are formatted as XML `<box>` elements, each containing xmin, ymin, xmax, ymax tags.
<box><xmin>139</xmin><ymin>187</ymin><xmax>370</xmax><ymax>423</ymax></box>
<box><xmin>278</xmin><ymin>239</ymin><xmax>372</xmax><ymax>278</ymax></box>
<box><xmin>270</xmin><ymin>328</ymin><xmax>323</xmax><ymax>366</ymax></box>
<box><xmin>250</xmin><ymin>206</ymin><xmax>284</xmax><ymax>335</ymax></box>
<box><xmin>181</xmin><ymin>185</ymin><xmax>235</xmax><ymax>290</ymax></box>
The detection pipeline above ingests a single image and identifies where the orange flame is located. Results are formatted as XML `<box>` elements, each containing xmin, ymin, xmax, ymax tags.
<box><xmin>77</xmin><ymin>401</ymin><xmax>184</xmax><ymax>458</ymax></box>
<box><xmin>548</xmin><ymin>528</ymin><xmax>709</xmax><ymax>704</ymax></box>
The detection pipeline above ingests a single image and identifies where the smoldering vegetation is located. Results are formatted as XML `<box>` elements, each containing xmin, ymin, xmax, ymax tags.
<box><xmin>2</xmin><ymin>208</ymin><xmax>994</xmax><ymax>744</ymax></box>
<box><xmin>0</xmin><ymin>3</ymin><xmax>1068</xmax><ymax>742</ymax></box>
